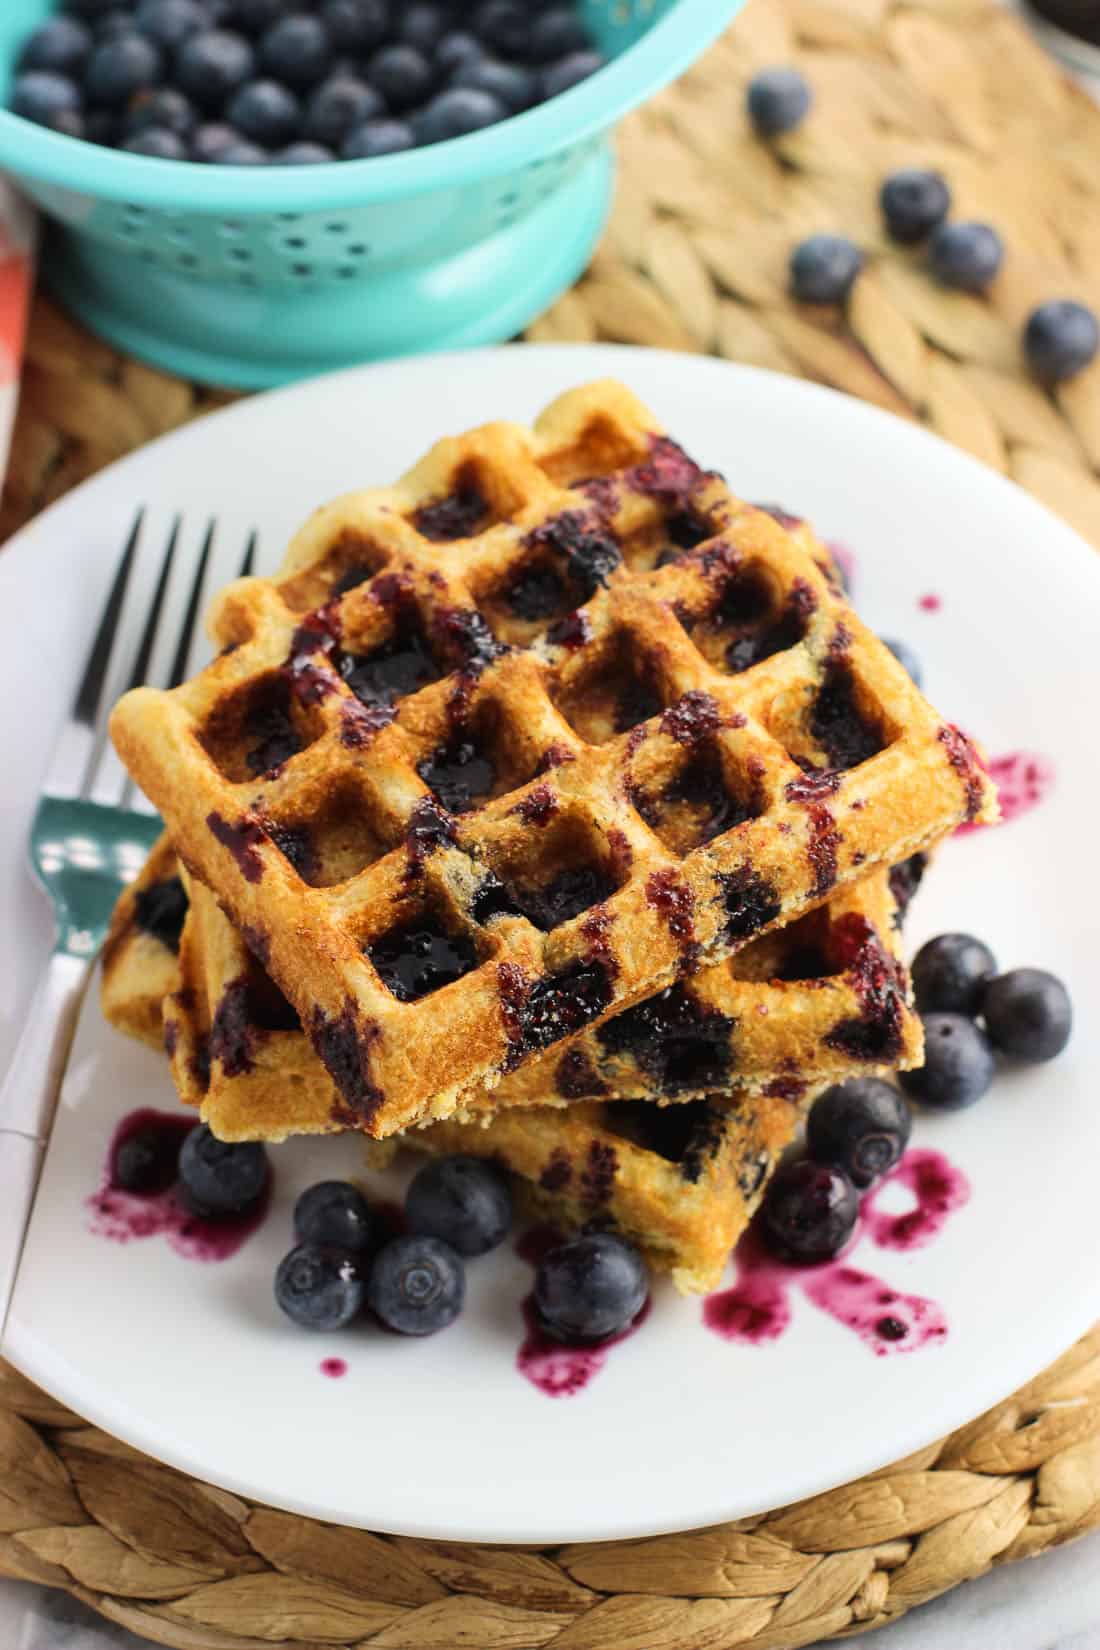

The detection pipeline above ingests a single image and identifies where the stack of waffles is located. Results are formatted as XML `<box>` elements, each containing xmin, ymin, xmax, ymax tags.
<box><xmin>102</xmin><ymin>381</ymin><xmax>997</xmax><ymax>1294</ymax></box>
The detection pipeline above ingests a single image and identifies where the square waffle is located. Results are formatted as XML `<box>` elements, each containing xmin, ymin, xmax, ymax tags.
<box><xmin>102</xmin><ymin>840</ymin><xmax>925</xmax><ymax>1140</ymax></box>
<box><xmin>109</xmin><ymin>381</ymin><xmax>995</xmax><ymax>1137</ymax></box>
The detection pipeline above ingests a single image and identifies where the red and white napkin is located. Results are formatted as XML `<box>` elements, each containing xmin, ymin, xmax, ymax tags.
<box><xmin>0</xmin><ymin>180</ymin><xmax>35</xmax><ymax>487</ymax></box>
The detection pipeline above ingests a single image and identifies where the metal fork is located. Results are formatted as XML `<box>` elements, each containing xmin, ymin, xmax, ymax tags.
<box><xmin>0</xmin><ymin>511</ymin><xmax>258</xmax><ymax>1337</ymax></box>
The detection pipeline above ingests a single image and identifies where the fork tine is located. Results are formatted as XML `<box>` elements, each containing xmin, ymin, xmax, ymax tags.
<box><xmin>238</xmin><ymin>531</ymin><xmax>259</xmax><ymax>579</ymax></box>
<box><xmin>167</xmin><ymin>519</ymin><xmax>215</xmax><ymax>689</ymax></box>
<box><xmin>73</xmin><ymin>511</ymin><xmax>143</xmax><ymax>728</ymax></box>
<box><xmin>124</xmin><ymin>516</ymin><xmax>180</xmax><ymax>694</ymax></box>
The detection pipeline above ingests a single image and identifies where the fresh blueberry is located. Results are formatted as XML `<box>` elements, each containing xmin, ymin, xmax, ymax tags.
<box><xmin>365</xmin><ymin>44</ymin><xmax>435</xmax><ymax>110</ymax></box>
<box><xmin>534</xmin><ymin>1233</ymin><xmax>648</xmax><ymax>1345</ymax></box>
<box><xmin>981</xmin><ymin>968</ymin><xmax>1072</xmax><ymax>1062</ymax></box>
<box><xmin>413</xmin><ymin>85</ymin><xmax>505</xmax><ymax>143</ymax></box>
<box><xmin>211</xmin><ymin>136</ymin><xmax>267</xmax><ymax>161</ymax></box>
<box><xmin>881</xmin><ymin>636</ymin><xmax>922</xmax><ymax>688</ymax></box>
<box><xmin>227</xmin><ymin>78</ymin><xmax>301</xmax><ymax>143</ymax></box>
<box><xmin>880</xmin><ymin>168</ymin><xmax>950</xmax><ymax>244</ymax></box>
<box><xmin>232</xmin><ymin>0</ymin><xmax>292</xmax><ymax>30</ymax></box>
<box><xmin>304</xmin><ymin>75</ymin><xmax>382</xmax><ymax>146</ymax></box>
<box><xmin>178</xmin><ymin>1124</ymin><xmax>269</xmax><ymax>1214</ymax></box>
<box><xmin>747</xmin><ymin>66</ymin><xmax>812</xmax><ymax>137</ymax></box>
<box><xmin>84</xmin><ymin>107</ymin><xmax>118</xmax><ymax>142</ymax></box>
<box><xmin>790</xmin><ymin>234</ymin><xmax>863</xmax><ymax>304</ymax></box>
<box><xmin>473</xmin><ymin>0</ymin><xmax>529</xmax><ymax>56</ymax></box>
<box><xmin>112</xmin><ymin>1122</ymin><xmax>184</xmax><ymax>1194</ymax></box>
<box><xmin>405</xmin><ymin>1155</ymin><xmax>512</xmax><ymax>1257</ymax></box>
<box><xmin>321</xmin><ymin>0</ymin><xmax>389</xmax><ymax>53</ymax></box>
<box><xmin>761</xmin><ymin>1158</ymin><xmax>859</xmax><ymax>1263</ymax></box>
<box><xmin>367</xmin><ymin>1235</ymin><xmax>465</xmax><ymax>1335</ymax></box>
<box><xmin>94</xmin><ymin>10</ymin><xmax>135</xmax><ymax>40</ymax></box>
<box><xmin>451</xmin><ymin>56</ymin><xmax>535</xmax><ymax>112</ymax></box>
<box><xmin>125</xmin><ymin>86</ymin><xmax>197</xmax><ymax>136</ymax></box>
<box><xmin>1024</xmin><ymin>300</ymin><xmax>1099</xmax><ymax>384</ymax></box>
<box><xmin>51</xmin><ymin>108</ymin><xmax>88</xmax><ymax>138</ymax></box>
<box><xmin>435</xmin><ymin>30</ymin><xmax>484</xmax><ymax>72</ymax></box>
<box><xmin>295</xmin><ymin>1180</ymin><xmax>374</xmax><ymax>1250</ymax></box>
<box><xmin>190</xmin><ymin>119</ymin><xmax>236</xmax><ymax>159</ymax></box>
<box><xmin>397</xmin><ymin>3</ymin><xmax>449</xmax><ymax>51</ymax></box>
<box><xmin>806</xmin><ymin>1078</ymin><xmax>912</xmax><ymax>1189</ymax></box>
<box><xmin>342</xmin><ymin>117</ymin><xmax>414</xmax><ymax>156</ymax></box>
<box><xmin>929</xmin><ymin>221</ymin><xmax>1003</xmax><ymax>292</ymax></box>
<box><xmin>912</xmin><ymin>932</ymin><xmax>997</xmax><ymax>1016</ymax></box>
<box><xmin>18</xmin><ymin>18</ymin><xmax>92</xmax><ymax>76</ymax></box>
<box><xmin>85</xmin><ymin>34</ymin><xmax>163</xmax><ymax>106</ymax></box>
<box><xmin>900</xmin><ymin>1013</ymin><xmax>995</xmax><ymax>1109</ymax></box>
<box><xmin>275</xmin><ymin>1243</ymin><xmax>366</xmax><ymax>1330</ymax></box>
<box><xmin>540</xmin><ymin>49</ymin><xmax>605</xmax><ymax>100</ymax></box>
<box><xmin>275</xmin><ymin>139</ymin><xmax>335</xmax><ymax>162</ymax></box>
<box><xmin>259</xmin><ymin>13</ymin><xmax>332</xmax><ymax>86</ymax></box>
<box><xmin>10</xmin><ymin>71</ymin><xmax>83</xmax><ymax>131</ymax></box>
<box><xmin>175</xmin><ymin>30</ymin><xmax>255</xmax><ymax>107</ymax></box>
<box><xmin>123</xmin><ymin>125</ymin><xmax>188</xmax><ymax>156</ymax></box>
<box><xmin>527</xmin><ymin>8</ymin><xmax>590</xmax><ymax>63</ymax></box>
<box><xmin>134</xmin><ymin>0</ymin><xmax>209</xmax><ymax>48</ymax></box>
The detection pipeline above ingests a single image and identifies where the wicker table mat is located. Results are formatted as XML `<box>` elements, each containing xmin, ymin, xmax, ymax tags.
<box><xmin>2</xmin><ymin>1</ymin><xmax>1099</xmax><ymax>1645</ymax></box>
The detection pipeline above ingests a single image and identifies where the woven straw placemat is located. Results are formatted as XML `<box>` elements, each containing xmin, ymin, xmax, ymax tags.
<box><xmin>1</xmin><ymin>1</ymin><xmax>1098</xmax><ymax>1644</ymax></box>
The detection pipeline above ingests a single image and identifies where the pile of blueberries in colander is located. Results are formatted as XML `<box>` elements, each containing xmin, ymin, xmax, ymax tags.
<box><xmin>8</xmin><ymin>1</ymin><xmax>607</xmax><ymax>163</ymax></box>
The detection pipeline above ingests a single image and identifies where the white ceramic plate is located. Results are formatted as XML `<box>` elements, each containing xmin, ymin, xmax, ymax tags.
<box><xmin>2</xmin><ymin>347</ymin><xmax>1099</xmax><ymax>1544</ymax></box>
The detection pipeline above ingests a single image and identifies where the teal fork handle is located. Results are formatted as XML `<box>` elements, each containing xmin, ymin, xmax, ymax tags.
<box><xmin>0</xmin><ymin>951</ymin><xmax>90</xmax><ymax>1338</ymax></box>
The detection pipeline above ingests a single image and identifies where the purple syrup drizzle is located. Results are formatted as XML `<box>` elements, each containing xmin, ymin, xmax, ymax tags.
<box><xmin>87</xmin><ymin>1108</ymin><xmax>270</xmax><ymax>1263</ymax></box>
<box><xmin>513</xmin><ymin>1226</ymin><xmax>651</xmax><ymax>1397</ymax></box>
<box><xmin>703</xmin><ymin>1148</ymin><xmax>970</xmax><ymax>1358</ymax></box>
<box><xmin>320</xmin><ymin>1357</ymin><xmax>348</xmax><ymax>1379</ymax></box>
<box><xmin>826</xmin><ymin>540</ymin><xmax>856</xmax><ymax>591</ymax></box>
<box><xmin>918</xmin><ymin>592</ymin><xmax>942</xmax><ymax>612</ymax></box>
<box><xmin>956</xmin><ymin>750</ymin><xmax>1055</xmax><ymax>836</ymax></box>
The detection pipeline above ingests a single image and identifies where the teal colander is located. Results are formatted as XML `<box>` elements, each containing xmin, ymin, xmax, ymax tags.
<box><xmin>0</xmin><ymin>1</ymin><xmax>741</xmax><ymax>388</ymax></box>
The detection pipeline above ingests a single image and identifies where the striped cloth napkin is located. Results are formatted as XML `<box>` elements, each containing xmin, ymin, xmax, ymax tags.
<box><xmin>0</xmin><ymin>179</ymin><xmax>35</xmax><ymax>487</ymax></box>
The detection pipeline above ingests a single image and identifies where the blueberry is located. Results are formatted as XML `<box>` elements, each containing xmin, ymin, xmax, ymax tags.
<box><xmin>397</xmin><ymin>3</ymin><xmax>449</xmax><ymax>51</ymax></box>
<box><xmin>85</xmin><ymin>108</ymin><xmax>118</xmax><ymax>142</ymax></box>
<box><xmin>275</xmin><ymin>139</ymin><xmax>335</xmax><ymax>162</ymax></box>
<box><xmin>10</xmin><ymin>72</ymin><xmax>83</xmax><ymax>130</ymax></box>
<box><xmin>367</xmin><ymin>1235</ymin><xmax>465</xmax><ymax>1335</ymax></box>
<box><xmin>1024</xmin><ymin>300</ymin><xmax>1099</xmax><ymax>384</ymax></box>
<box><xmin>900</xmin><ymin>1013</ymin><xmax>995</xmax><ymax>1109</ymax></box>
<box><xmin>790</xmin><ymin>234</ymin><xmax>863</xmax><ymax>304</ymax></box>
<box><xmin>123</xmin><ymin>125</ymin><xmax>189</xmax><ymax>155</ymax></box>
<box><xmin>232</xmin><ymin>0</ymin><xmax>292</xmax><ymax>30</ymax></box>
<box><xmin>227</xmin><ymin>78</ymin><xmax>301</xmax><ymax>143</ymax></box>
<box><xmin>473</xmin><ymin>0</ymin><xmax>529</xmax><ymax>56</ymax></box>
<box><xmin>540</xmin><ymin>49</ymin><xmax>605</xmax><ymax>100</ymax></box>
<box><xmin>52</xmin><ymin>109</ymin><xmax>88</xmax><ymax>138</ymax></box>
<box><xmin>260</xmin><ymin>13</ymin><xmax>332</xmax><ymax>86</ymax></box>
<box><xmin>527</xmin><ymin>8</ymin><xmax>589</xmax><ymax>64</ymax></box>
<box><xmin>981</xmin><ymin>968</ymin><xmax>1072</xmax><ymax>1062</ymax></box>
<box><xmin>365</xmin><ymin>44</ymin><xmax>435</xmax><ymax>110</ymax></box>
<box><xmin>175</xmin><ymin>30</ymin><xmax>254</xmax><ymax>107</ymax></box>
<box><xmin>435</xmin><ymin>30</ymin><xmax>484</xmax><ymax>72</ymax></box>
<box><xmin>18</xmin><ymin>18</ymin><xmax>92</xmax><ymax>76</ymax></box>
<box><xmin>342</xmin><ymin>117</ymin><xmax>414</xmax><ymax>156</ymax></box>
<box><xmin>85</xmin><ymin>35</ymin><xmax>163</xmax><ymax>106</ymax></box>
<box><xmin>134</xmin><ymin>0</ymin><xmax>208</xmax><ymax>48</ymax></box>
<box><xmin>452</xmin><ymin>56</ymin><xmax>535</xmax><ymax>112</ymax></box>
<box><xmin>94</xmin><ymin>10</ymin><xmax>135</xmax><ymax>40</ymax></box>
<box><xmin>125</xmin><ymin>86</ymin><xmax>197</xmax><ymax>136</ymax></box>
<box><xmin>761</xmin><ymin>1158</ymin><xmax>859</xmax><ymax>1263</ymax></box>
<box><xmin>405</xmin><ymin>1155</ymin><xmax>512</xmax><ymax>1257</ymax></box>
<box><xmin>929</xmin><ymin>221</ymin><xmax>1003</xmax><ymax>292</ymax></box>
<box><xmin>304</xmin><ymin>75</ymin><xmax>382</xmax><ymax>146</ymax></box>
<box><xmin>912</xmin><ymin>933</ymin><xmax>997</xmax><ymax>1016</ymax></box>
<box><xmin>212</xmin><ymin>136</ymin><xmax>267</xmax><ymax>161</ymax></box>
<box><xmin>190</xmin><ymin>119</ymin><xmax>236</xmax><ymax>159</ymax></box>
<box><xmin>112</xmin><ymin>1122</ymin><xmax>184</xmax><ymax>1194</ymax></box>
<box><xmin>178</xmin><ymin>1124</ymin><xmax>268</xmax><ymax>1215</ymax></box>
<box><xmin>321</xmin><ymin>0</ymin><xmax>389</xmax><ymax>53</ymax></box>
<box><xmin>295</xmin><ymin>1179</ymin><xmax>375</xmax><ymax>1250</ymax></box>
<box><xmin>747</xmin><ymin>66</ymin><xmax>812</xmax><ymax>137</ymax></box>
<box><xmin>880</xmin><ymin>168</ymin><xmax>950</xmax><ymax>244</ymax></box>
<box><xmin>534</xmin><ymin>1233</ymin><xmax>648</xmax><ymax>1345</ymax></box>
<box><xmin>806</xmin><ymin>1079</ymin><xmax>912</xmax><ymax>1189</ymax></box>
<box><xmin>882</xmin><ymin>636</ymin><xmax>922</xmax><ymax>688</ymax></box>
<box><xmin>413</xmin><ymin>85</ymin><xmax>506</xmax><ymax>143</ymax></box>
<box><xmin>275</xmin><ymin>1243</ymin><xmax>366</xmax><ymax>1330</ymax></box>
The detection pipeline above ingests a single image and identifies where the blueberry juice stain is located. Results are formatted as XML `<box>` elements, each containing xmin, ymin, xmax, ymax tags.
<box><xmin>703</xmin><ymin>1148</ymin><xmax>970</xmax><ymax>1357</ymax></box>
<box><xmin>513</xmin><ymin>1226</ymin><xmax>651</xmax><ymax>1398</ymax></box>
<box><xmin>956</xmin><ymin>750</ymin><xmax>1054</xmax><ymax>836</ymax></box>
<box><xmin>87</xmin><ymin>1108</ymin><xmax>270</xmax><ymax>1263</ymax></box>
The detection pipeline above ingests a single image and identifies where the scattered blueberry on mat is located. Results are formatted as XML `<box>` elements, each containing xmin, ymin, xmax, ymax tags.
<box><xmin>295</xmin><ymin>1179</ymin><xmax>375</xmax><ymax>1252</ymax></box>
<box><xmin>367</xmin><ymin>1234</ymin><xmax>466</xmax><ymax>1335</ymax></box>
<box><xmin>880</xmin><ymin>168</ymin><xmax>951</xmax><ymax>244</ymax></box>
<box><xmin>534</xmin><ymin>1232</ymin><xmax>648</xmax><ymax>1344</ymax></box>
<box><xmin>761</xmin><ymin>1158</ymin><xmax>859</xmax><ymax>1263</ymax></box>
<box><xmin>275</xmin><ymin>1242</ymin><xmax>368</xmax><ymax>1329</ymax></box>
<box><xmin>405</xmin><ymin>1155</ymin><xmax>513</xmax><ymax>1257</ymax></box>
<box><xmin>899</xmin><ymin>1013</ymin><xmax>996</xmax><ymax>1110</ymax></box>
<box><xmin>928</xmin><ymin>221</ymin><xmax>1003</xmax><ymax>292</ymax></box>
<box><xmin>790</xmin><ymin>234</ymin><xmax>863</xmax><ymax>305</ymax></box>
<box><xmin>982</xmin><ymin>968</ymin><xmax>1073</xmax><ymax>1062</ymax></box>
<box><xmin>806</xmin><ymin>1079</ymin><xmax>912</xmax><ymax>1189</ymax></box>
<box><xmin>9</xmin><ymin>0</ymin><xmax>608</xmax><ymax>160</ymax></box>
<box><xmin>746</xmin><ymin>66</ymin><xmax>811</xmax><ymax>137</ymax></box>
<box><xmin>881</xmin><ymin>636</ymin><xmax>922</xmax><ymax>689</ymax></box>
<box><xmin>178</xmin><ymin>1123</ymin><xmax>269</xmax><ymax>1215</ymax></box>
<box><xmin>1024</xmin><ymin>301</ymin><xmax>1100</xmax><ymax>384</ymax></box>
<box><xmin>911</xmin><ymin>932</ymin><xmax>997</xmax><ymax>1017</ymax></box>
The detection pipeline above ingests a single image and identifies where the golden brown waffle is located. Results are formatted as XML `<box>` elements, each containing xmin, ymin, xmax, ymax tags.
<box><xmin>99</xmin><ymin>836</ymin><xmax>188</xmax><ymax>1050</ymax></box>
<box><xmin>110</xmin><ymin>381</ymin><xmax>995</xmax><ymax>1137</ymax></box>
